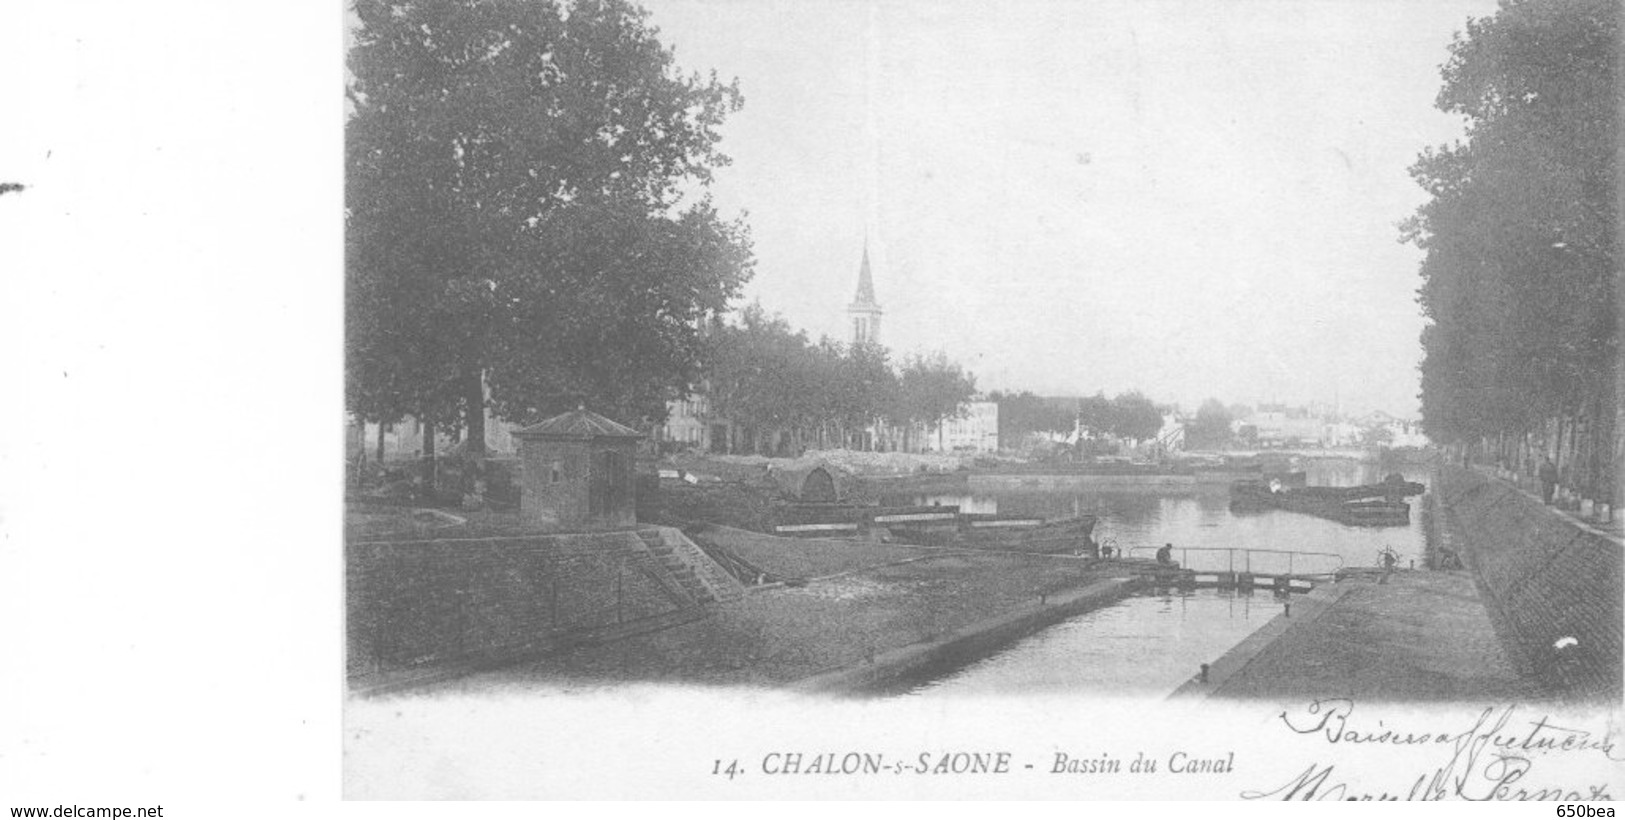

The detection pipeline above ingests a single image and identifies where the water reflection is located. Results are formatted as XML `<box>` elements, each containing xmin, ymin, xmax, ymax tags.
<box><xmin>887</xmin><ymin>459</ymin><xmax>1431</xmax><ymax>570</ymax></box>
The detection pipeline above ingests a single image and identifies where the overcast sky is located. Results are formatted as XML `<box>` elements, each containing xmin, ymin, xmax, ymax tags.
<box><xmin>640</xmin><ymin>0</ymin><xmax>1501</xmax><ymax>417</ymax></box>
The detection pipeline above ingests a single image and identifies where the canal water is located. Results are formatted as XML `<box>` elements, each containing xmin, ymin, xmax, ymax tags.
<box><xmin>874</xmin><ymin>457</ymin><xmax>1434</xmax><ymax>696</ymax></box>
<box><xmin>884</xmin><ymin>458</ymin><xmax>1432</xmax><ymax>572</ymax></box>
<box><xmin>879</xmin><ymin>588</ymin><xmax>1283</xmax><ymax>697</ymax></box>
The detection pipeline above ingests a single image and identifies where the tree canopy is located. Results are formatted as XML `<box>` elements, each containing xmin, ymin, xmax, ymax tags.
<box><xmin>701</xmin><ymin>304</ymin><xmax>909</xmax><ymax>453</ymax></box>
<box><xmin>988</xmin><ymin>390</ymin><xmax>1075</xmax><ymax>444</ymax></box>
<box><xmin>1109</xmin><ymin>391</ymin><xmax>1165</xmax><ymax>442</ymax></box>
<box><xmin>1185</xmin><ymin>398</ymin><xmax>1234</xmax><ymax>450</ymax></box>
<box><xmin>896</xmin><ymin>352</ymin><xmax>978</xmax><ymax>435</ymax></box>
<box><xmin>345</xmin><ymin>0</ymin><xmax>754</xmax><ymax>452</ymax></box>
<box><xmin>1075</xmin><ymin>391</ymin><xmax>1165</xmax><ymax>442</ymax></box>
<box><xmin>1405</xmin><ymin>0</ymin><xmax>1617</xmax><ymax>445</ymax></box>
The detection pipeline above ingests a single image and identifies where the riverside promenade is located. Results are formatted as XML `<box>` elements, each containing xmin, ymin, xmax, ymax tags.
<box><xmin>1173</xmin><ymin>571</ymin><xmax>1536</xmax><ymax>701</ymax></box>
<box><xmin>1177</xmin><ymin>464</ymin><xmax>1622</xmax><ymax>703</ymax></box>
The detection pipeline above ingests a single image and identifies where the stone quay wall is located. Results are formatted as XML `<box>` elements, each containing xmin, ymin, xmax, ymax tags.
<box><xmin>346</xmin><ymin>527</ymin><xmax>735</xmax><ymax>681</ymax></box>
<box><xmin>1434</xmin><ymin>465</ymin><xmax>1622</xmax><ymax>700</ymax></box>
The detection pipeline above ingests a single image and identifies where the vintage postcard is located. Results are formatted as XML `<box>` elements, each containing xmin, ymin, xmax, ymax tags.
<box><xmin>338</xmin><ymin>0</ymin><xmax>1623</xmax><ymax>801</ymax></box>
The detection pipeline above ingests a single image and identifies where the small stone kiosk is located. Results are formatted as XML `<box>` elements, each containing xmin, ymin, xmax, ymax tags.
<box><xmin>513</xmin><ymin>408</ymin><xmax>642</xmax><ymax>532</ymax></box>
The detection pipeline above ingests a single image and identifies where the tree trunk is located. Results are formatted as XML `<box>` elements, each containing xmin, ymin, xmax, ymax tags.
<box><xmin>1567</xmin><ymin>409</ymin><xmax>1580</xmax><ymax>490</ymax></box>
<box><xmin>464</xmin><ymin>370</ymin><xmax>487</xmax><ymax>457</ymax></box>
<box><xmin>376</xmin><ymin>422</ymin><xmax>387</xmax><ymax>463</ymax></box>
<box><xmin>1553</xmin><ymin>415</ymin><xmax>1564</xmax><ymax>471</ymax></box>
<box><xmin>421</xmin><ymin>419</ymin><xmax>437</xmax><ymax>494</ymax></box>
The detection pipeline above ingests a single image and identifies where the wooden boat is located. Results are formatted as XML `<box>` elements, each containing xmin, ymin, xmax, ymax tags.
<box><xmin>1293</xmin><ymin>474</ymin><xmax>1425</xmax><ymax>501</ymax></box>
<box><xmin>1191</xmin><ymin>463</ymin><xmax>1307</xmax><ymax>486</ymax></box>
<box><xmin>886</xmin><ymin>513</ymin><xmax>1099</xmax><ymax>554</ymax></box>
<box><xmin>769</xmin><ymin>503</ymin><xmax>960</xmax><ymax>538</ymax></box>
<box><xmin>1335</xmin><ymin>498</ymin><xmax>1412</xmax><ymax>526</ymax></box>
<box><xmin>1229</xmin><ymin>474</ymin><xmax>1423</xmax><ymax>526</ymax></box>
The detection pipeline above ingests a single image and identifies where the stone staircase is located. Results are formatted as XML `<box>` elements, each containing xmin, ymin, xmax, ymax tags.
<box><xmin>635</xmin><ymin>527</ymin><xmax>746</xmax><ymax>605</ymax></box>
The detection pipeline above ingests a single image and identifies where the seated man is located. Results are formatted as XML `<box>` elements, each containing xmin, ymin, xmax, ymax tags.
<box><xmin>1155</xmin><ymin>543</ymin><xmax>1176</xmax><ymax>566</ymax></box>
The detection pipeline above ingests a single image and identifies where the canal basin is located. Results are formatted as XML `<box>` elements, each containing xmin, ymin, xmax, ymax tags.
<box><xmin>870</xmin><ymin>587</ymin><xmax>1288</xmax><ymax>697</ymax></box>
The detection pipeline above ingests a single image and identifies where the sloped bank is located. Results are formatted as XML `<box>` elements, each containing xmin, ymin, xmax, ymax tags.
<box><xmin>346</xmin><ymin>526</ymin><xmax>741</xmax><ymax>693</ymax></box>
<box><xmin>795</xmin><ymin>575</ymin><xmax>1142</xmax><ymax>695</ymax></box>
<box><xmin>1434</xmin><ymin>465</ymin><xmax>1622</xmax><ymax>700</ymax></box>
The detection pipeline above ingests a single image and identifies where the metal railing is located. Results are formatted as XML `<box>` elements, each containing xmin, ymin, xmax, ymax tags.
<box><xmin>1124</xmin><ymin>545</ymin><xmax>1344</xmax><ymax>577</ymax></box>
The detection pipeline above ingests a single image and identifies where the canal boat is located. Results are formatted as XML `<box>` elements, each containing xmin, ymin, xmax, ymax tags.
<box><xmin>1193</xmin><ymin>464</ymin><xmax>1308</xmax><ymax>485</ymax></box>
<box><xmin>885</xmin><ymin>513</ymin><xmax>1099</xmax><ymax>555</ymax></box>
<box><xmin>1228</xmin><ymin>473</ymin><xmax>1424</xmax><ymax>527</ymax></box>
<box><xmin>770</xmin><ymin>503</ymin><xmax>960</xmax><ymax>538</ymax></box>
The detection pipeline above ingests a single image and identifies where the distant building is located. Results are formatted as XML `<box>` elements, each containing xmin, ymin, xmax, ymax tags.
<box><xmin>350</xmin><ymin>375</ymin><xmax>519</xmax><ymax>461</ymax></box>
<box><xmin>658</xmin><ymin>394</ymin><xmax>713</xmax><ymax>451</ymax></box>
<box><xmin>1152</xmin><ymin>410</ymin><xmax>1185</xmax><ymax>453</ymax></box>
<box><xmin>848</xmin><ymin>243</ymin><xmax>883</xmax><ymax>347</ymax></box>
<box><xmin>659</xmin><ymin>243</ymin><xmax>895</xmax><ymax>455</ymax></box>
<box><xmin>1324</xmin><ymin>420</ymin><xmax>1361</xmax><ymax>447</ymax></box>
<box><xmin>654</xmin><ymin>240</ymin><xmax>999</xmax><ymax>456</ymax></box>
<box><xmin>1243</xmin><ymin>405</ymin><xmax>1324</xmax><ymax>447</ymax></box>
<box><xmin>1357</xmin><ymin>410</ymin><xmax>1429</xmax><ymax>448</ymax></box>
<box><xmin>917</xmin><ymin>401</ymin><xmax>1000</xmax><ymax>453</ymax></box>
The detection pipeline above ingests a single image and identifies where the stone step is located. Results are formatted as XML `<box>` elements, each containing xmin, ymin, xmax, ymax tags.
<box><xmin>632</xmin><ymin>527</ymin><xmax>748</xmax><ymax>606</ymax></box>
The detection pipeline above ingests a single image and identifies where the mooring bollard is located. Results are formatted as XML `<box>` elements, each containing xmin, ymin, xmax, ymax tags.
<box><xmin>1284</xmin><ymin>602</ymin><xmax>1291</xmax><ymax>617</ymax></box>
<box><xmin>1198</xmin><ymin>663</ymin><xmax>1210</xmax><ymax>683</ymax></box>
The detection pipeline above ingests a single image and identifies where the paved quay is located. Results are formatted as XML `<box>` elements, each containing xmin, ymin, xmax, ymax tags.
<box><xmin>1175</xmin><ymin>570</ymin><xmax>1540</xmax><ymax>702</ymax></box>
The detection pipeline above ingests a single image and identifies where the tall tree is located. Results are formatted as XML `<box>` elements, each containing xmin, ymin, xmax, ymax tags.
<box><xmin>833</xmin><ymin>341</ymin><xmax>899</xmax><ymax>450</ymax></box>
<box><xmin>1076</xmin><ymin>393</ymin><xmax>1113</xmax><ymax>439</ymax></box>
<box><xmin>989</xmin><ymin>390</ymin><xmax>1074</xmax><ymax>445</ymax></box>
<box><xmin>1404</xmin><ymin>0</ymin><xmax>1617</xmax><ymax>494</ymax></box>
<box><xmin>346</xmin><ymin>0</ymin><xmax>753</xmax><ymax>469</ymax></box>
<box><xmin>1185</xmin><ymin>398</ymin><xmax>1234</xmax><ymax>450</ymax></box>
<box><xmin>895</xmin><ymin>352</ymin><xmax>977</xmax><ymax>451</ymax></box>
<box><xmin>705</xmin><ymin>305</ymin><xmax>797</xmax><ymax>453</ymax></box>
<box><xmin>1108</xmin><ymin>391</ymin><xmax>1165</xmax><ymax>442</ymax></box>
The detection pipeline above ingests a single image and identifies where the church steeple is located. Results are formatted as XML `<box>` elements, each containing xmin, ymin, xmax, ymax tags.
<box><xmin>852</xmin><ymin>244</ymin><xmax>878</xmax><ymax>307</ymax></box>
<box><xmin>847</xmin><ymin>241</ymin><xmax>883</xmax><ymax>346</ymax></box>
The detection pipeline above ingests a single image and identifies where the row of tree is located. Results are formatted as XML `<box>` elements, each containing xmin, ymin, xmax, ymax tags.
<box><xmin>985</xmin><ymin>391</ymin><xmax>1074</xmax><ymax>444</ymax></box>
<box><xmin>346</xmin><ymin>0</ymin><xmax>755</xmax><ymax>476</ymax></box>
<box><xmin>987</xmin><ymin>390</ymin><xmax>1170</xmax><ymax>447</ymax></box>
<box><xmin>1077</xmin><ymin>392</ymin><xmax>1166</xmax><ymax>443</ymax></box>
<box><xmin>345</xmin><ymin>0</ymin><xmax>986</xmax><ymax>465</ymax></box>
<box><xmin>1404</xmin><ymin>0</ymin><xmax>1618</xmax><ymax>498</ymax></box>
<box><xmin>703</xmin><ymin>305</ymin><xmax>977</xmax><ymax>454</ymax></box>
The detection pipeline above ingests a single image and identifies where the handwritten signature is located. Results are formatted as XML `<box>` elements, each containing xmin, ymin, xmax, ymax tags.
<box><xmin>1240</xmin><ymin>700</ymin><xmax>1619</xmax><ymax>801</ymax></box>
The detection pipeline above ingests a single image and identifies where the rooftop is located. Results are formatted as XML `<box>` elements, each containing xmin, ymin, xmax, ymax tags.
<box><xmin>512</xmin><ymin>408</ymin><xmax>642</xmax><ymax>440</ymax></box>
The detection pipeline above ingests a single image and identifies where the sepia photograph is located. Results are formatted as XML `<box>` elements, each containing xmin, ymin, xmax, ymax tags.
<box><xmin>335</xmin><ymin>0</ymin><xmax>1623</xmax><ymax>800</ymax></box>
<box><xmin>4</xmin><ymin>0</ymin><xmax>1619</xmax><ymax>809</ymax></box>
<box><xmin>330</xmin><ymin>0</ymin><xmax>1622</xmax><ymax>801</ymax></box>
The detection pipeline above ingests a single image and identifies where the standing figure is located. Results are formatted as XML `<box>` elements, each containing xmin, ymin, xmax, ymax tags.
<box><xmin>1539</xmin><ymin>457</ymin><xmax>1558</xmax><ymax>505</ymax></box>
